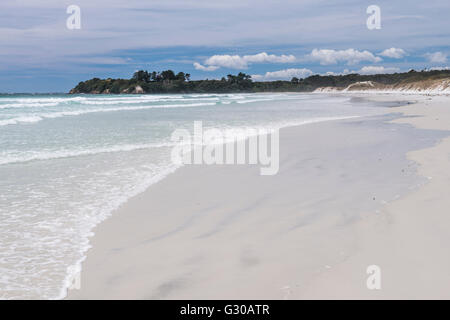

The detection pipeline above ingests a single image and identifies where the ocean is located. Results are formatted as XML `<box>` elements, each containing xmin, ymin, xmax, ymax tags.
<box><xmin>0</xmin><ymin>93</ymin><xmax>389</xmax><ymax>299</ymax></box>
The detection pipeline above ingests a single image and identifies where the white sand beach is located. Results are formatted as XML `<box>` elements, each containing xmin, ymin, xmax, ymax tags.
<box><xmin>67</xmin><ymin>94</ymin><xmax>450</xmax><ymax>300</ymax></box>
<box><xmin>299</xmin><ymin>95</ymin><xmax>450</xmax><ymax>299</ymax></box>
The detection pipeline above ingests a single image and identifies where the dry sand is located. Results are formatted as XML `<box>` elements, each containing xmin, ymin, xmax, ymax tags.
<box><xmin>67</xmin><ymin>94</ymin><xmax>450</xmax><ymax>299</ymax></box>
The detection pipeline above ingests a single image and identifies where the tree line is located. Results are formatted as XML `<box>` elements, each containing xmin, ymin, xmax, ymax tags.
<box><xmin>69</xmin><ymin>69</ymin><xmax>450</xmax><ymax>94</ymax></box>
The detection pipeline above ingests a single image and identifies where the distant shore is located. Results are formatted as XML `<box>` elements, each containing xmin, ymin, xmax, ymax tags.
<box><xmin>67</xmin><ymin>93</ymin><xmax>450</xmax><ymax>299</ymax></box>
<box><xmin>69</xmin><ymin>69</ymin><xmax>450</xmax><ymax>95</ymax></box>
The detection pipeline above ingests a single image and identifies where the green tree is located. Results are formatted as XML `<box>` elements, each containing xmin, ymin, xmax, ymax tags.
<box><xmin>176</xmin><ymin>72</ymin><xmax>186</xmax><ymax>81</ymax></box>
<box><xmin>132</xmin><ymin>70</ymin><xmax>150</xmax><ymax>83</ymax></box>
<box><xmin>161</xmin><ymin>70</ymin><xmax>176</xmax><ymax>81</ymax></box>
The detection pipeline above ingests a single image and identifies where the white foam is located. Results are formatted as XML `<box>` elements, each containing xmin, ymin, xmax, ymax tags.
<box><xmin>0</xmin><ymin>142</ymin><xmax>178</xmax><ymax>166</ymax></box>
<box><xmin>0</xmin><ymin>102</ymin><xmax>217</xmax><ymax>126</ymax></box>
<box><xmin>81</xmin><ymin>97</ymin><xmax>220</xmax><ymax>105</ymax></box>
<box><xmin>0</xmin><ymin>102</ymin><xmax>60</xmax><ymax>109</ymax></box>
<box><xmin>0</xmin><ymin>116</ymin><xmax>43</xmax><ymax>126</ymax></box>
<box><xmin>55</xmin><ymin>163</ymin><xmax>180</xmax><ymax>300</ymax></box>
<box><xmin>0</xmin><ymin>95</ymin><xmax>220</xmax><ymax>109</ymax></box>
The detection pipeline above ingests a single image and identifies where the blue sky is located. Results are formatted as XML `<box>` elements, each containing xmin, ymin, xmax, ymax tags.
<box><xmin>1</xmin><ymin>0</ymin><xmax>449</xmax><ymax>92</ymax></box>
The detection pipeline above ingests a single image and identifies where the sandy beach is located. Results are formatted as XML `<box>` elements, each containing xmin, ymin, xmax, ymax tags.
<box><xmin>299</xmin><ymin>94</ymin><xmax>450</xmax><ymax>299</ymax></box>
<box><xmin>67</xmin><ymin>94</ymin><xmax>450</xmax><ymax>300</ymax></box>
<box><xmin>4</xmin><ymin>0</ymin><xmax>450</xmax><ymax>303</ymax></box>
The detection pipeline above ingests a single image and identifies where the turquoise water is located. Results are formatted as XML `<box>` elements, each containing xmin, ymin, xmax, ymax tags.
<box><xmin>0</xmin><ymin>93</ymin><xmax>388</xmax><ymax>299</ymax></box>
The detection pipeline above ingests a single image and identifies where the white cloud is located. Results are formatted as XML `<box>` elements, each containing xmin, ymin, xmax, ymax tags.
<box><xmin>427</xmin><ymin>66</ymin><xmax>450</xmax><ymax>71</ymax></box>
<box><xmin>425</xmin><ymin>52</ymin><xmax>448</xmax><ymax>63</ymax></box>
<box><xmin>242</xmin><ymin>52</ymin><xmax>296</xmax><ymax>64</ymax></box>
<box><xmin>323</xmin><ymin>70</ymin><xmax>350</xmax><ymax>76</ymax></box>
<box><xmin>356</xmin><ymin>66</ymin><xmax>400</xmax><ymax>74</ymax></box>
<box><xmin>251</xmin><ymin>68</ymin><xmax>313</xmax><ymax>81</ymax></box>
<box><xmin>196</xmin><ymin>52</ymin><xmax>296</xmax><ymax>70</ymax></box>
<box><xmin>325</xmin><ymin>66</ymin><xmax>400</xmax><ymax>75</ymax></box>
<box><xmin>193</xmin><ymin>62</ymin><xmax>219</xmax><ymax>71</ymax></box>
<box><xmin>204</xmin><ymin>55</ymin><xmax>249</xmax><ymax>69</ymax></box>
<box><xmin>379</xmin><ymin>48</ymin><xmax>406</xmax><ymax>59</ymax></box>
<box><xmin>253</xmin><ymin>65</ymin><xmax>400</xmax><ymax>80</ymax></box>
<box><xmin>308</xmin><ymin>48</ymin><xmax>382</xmax><ymax>65</ymax></box>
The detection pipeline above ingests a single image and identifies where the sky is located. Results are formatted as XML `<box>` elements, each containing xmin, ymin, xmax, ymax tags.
<box><xmin>0</xmin><ymin>0</ymin><xmax>449</xmax><ymax>93</ymax></box>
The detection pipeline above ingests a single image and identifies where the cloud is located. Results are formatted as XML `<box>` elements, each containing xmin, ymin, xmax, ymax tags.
<box><xmin>425</xmin><ymin>51</ymin><xmax>448</xmax><ymax>63</ymax></box>
<box><xmin>204</xmin><ymin>55</ymin><xmax>249</xmax><ymax>69</ymax></box>
<box><xmin>251</xmin><ymin>68</ymin><xmax>313</xmax><ymax>81</ymax></box>
<box><xmin>308</xmin><ymin>49</ymin><xmax>382</xmax><ymax>65</ymax></box>
<box><xmin>323</xmin><ymin>70</ymin><xmax>350</xmax><ymax>76</ymax></box>
<box><xmin>253</xmin><ymin>65</ymin><xmax>401</xmax><ymax>80</ymax></box>
<box><xmin>325</xmin><ymin>66</ymin><xmax>400</xmax><ymax>75</ymax></box>
<box><xmin>193</xmin><ymin>62</ymin><xmax>219</xmax><ymax>71</ymax></box>
<box><xmin>2</xmin><ymin>1</ymin><xmax>450</xmax><ymax>92</ymax></box>
<box><xmin>379</xmin><ymin>48</ymin><xmax>406</xmax><ymax>59</ymax></box>
<box><xmin>356</xmin><ymin>66</ymin><xmax>400</xmax><ymax>74</ymax></box>
<box><xmin>242</xmin><ymin>52</ymin><xmax>296</xmax><ymax>64</ymax></box>
<box><xmin>196</xmin><ymin>52</ymin><xmax>296</xmax><ymax>70</ymax></box>
<box><xmin>427</xmin><ymin>66</ymin><xmax>450</xmax><ymax>71</ymax></box>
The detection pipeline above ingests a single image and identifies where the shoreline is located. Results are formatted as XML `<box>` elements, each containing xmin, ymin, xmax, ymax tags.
<box><xmin>296</xmin><ymin>94</ymin><xmax>450</xmax><ymax>298</ymax></box>
<box><xmin>67</xmin><ymin>94</ymin><xmax>450</xmax><ymax>299</ymax></box>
